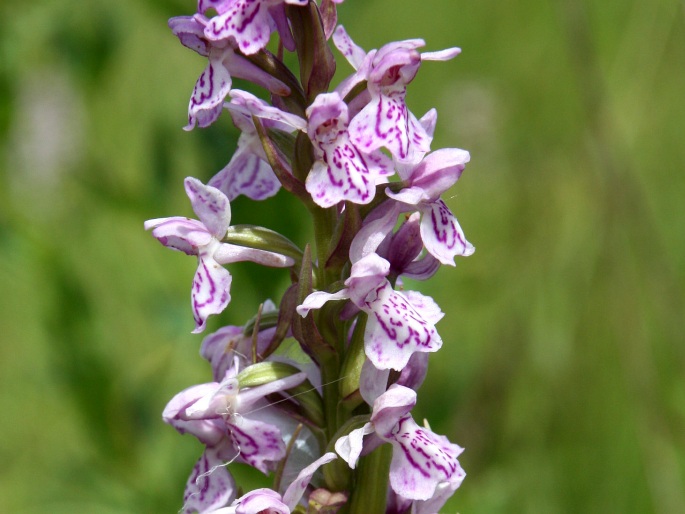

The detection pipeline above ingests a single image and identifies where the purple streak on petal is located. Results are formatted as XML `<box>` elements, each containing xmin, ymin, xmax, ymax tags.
<box><xmin>185</xmin><ymin>177</ymin><xmax>232</xmax><ymax>238</ymax></box>
<box><xmin>306</xmin><ymin>92</ymin><xmax>392</xmax><ymax>207</ymax></box>
<box><xmin>192</xmin><ymin>253</ymin><xmax>232</xmax><ymax>334</ymax></box>
<box><xmin>403</xmin><ymin>290</ymin><xmax>443</xmax><ymax>325</ymax></box>
<box><xmin>389</xmin><ymin>416</ymin><xmax>464</xmax><ymax>501</ymax></box>
<box><xmin>349</xmin><ymin>94</ymin><xmax>430</xmax><ymax>164</ymax></box>
<box><xmin>182</xmin><ymin>449</ymin><xmax>236</xmax><ymax>514</ymax></box>
<box><xmin>186</xmin><ymin>51</ymin><xmax>233</xmax><ymax>130</ymax></box>
<box><xmin>420</xmin><ymin>199</ymin><xmax>474</xmax><ymax>265</ymax></box>
<box><xmin>332</xmin><ymin>25</ymin><xmax>367</xmax><ymax>70</ymax></box>
<box><xmin>204</xmin><ymin>0</ymin><xmax>274</xmax><ymax>55</ymax></box>
<box><xmin>364</xmin><ymin>284</ymin><xmax>442</xmax><ymax>371</ymax></box>
<box><xmin>228</xmin><ymin>416</ymin><xmax>285</xmax><ymax>473</ymax></box>
<box><xmin>210</xmin><ymin>150</ymin><xmax>280</xmax><ymax>201</ymax></box>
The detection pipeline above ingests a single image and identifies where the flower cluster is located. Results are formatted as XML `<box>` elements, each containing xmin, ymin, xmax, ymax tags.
<box><xmin>148</xmin><ymin>1</ymin><xmax>473</xmax><ymax>513</ymax></box>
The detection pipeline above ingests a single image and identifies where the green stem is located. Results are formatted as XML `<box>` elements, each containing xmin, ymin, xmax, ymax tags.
<box><xmin>346</xmin><ymin>443</ymin><xmax>392</xmax><ymax>514</ymax></box>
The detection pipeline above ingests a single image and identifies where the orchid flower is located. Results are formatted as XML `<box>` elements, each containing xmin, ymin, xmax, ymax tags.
<box><xmin>333</xmin><ymin>26</ymin><xmax>460</xmax><ymax>164</ymax></box>
<box><xmin>297</xmin><ymin>253</ymin><xmax>443</xmax><ymax>370</ymax></box>
<box><xmin>145</xmin><ymin>177</ymin><xmax>293</xmax><ymax>332</ymax></box>
<box><xmin>169</xmin><ymin>15</ymin><xmax>290</xmax><ymax>130</ymax></box>
<box><xmin>208</xmin><ymin>90</ymin><xmax>307</xmax><ymax>200</ymax></box>
<box><xmin>198</xmin><ymin>0</ymin><xmax>308</xmax><ymax>55</ymax></box>
<box><xmin>387</xmin><ymin>147</ymin><xmax>475</xmax><ymax>264</ymax></box>
<box><xmin>305</xmin><ymin>92</ymin><xmax>393</xmax><ymax>207</ymax></box>
<box><xmin>163</xmin><ymin>361</ymin><xmax>308</xmax><ymax>513</ymax></box>
<box><xmin>335</xmin><ymin>385</ymin><xmax>465</xmax><ymax>503</ymax></box>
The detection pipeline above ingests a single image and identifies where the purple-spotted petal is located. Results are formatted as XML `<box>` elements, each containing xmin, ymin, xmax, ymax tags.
<box><xmin>192</xmin><ymin>251</ymin><xmax>232</xmax><ymax>334</ymax></box>
<box><xmin>184</xmin><ymin>177</ymin><xmax>232</xmax><ymax>239</ymax></box>
<box><xmin>387</xmin><ymin>416</ymin><xmax>465</xmax><ymax>501</ymax></box>
<box><xmin>306</xmin><ymin>152</ymin><xmax>377</xmax><ymax>207</ymax></box>
<box><xmin>182</xmin><ymin>448</ymin><xmax>236</xmax><ymax>514</ymax></box>
<box><xmin>145</xmin><ymin>217</ymin><xmax>212</xmax><ymax>254</ymax></box>
<box><xmin>186</xmin><ymin>50</ymin><xmax>232</xmax><ymax>130</ymax></box>
<box><xmin>420</xmin><ymin>199</ymin><xmax>474</xmax><ymax>265</ymax></box>
<box><xmin>332</xmin><ymin>25</ymin><xmax>367</xmax><ymax>70</ymax></box>
<box><xmin>209</xmin><ymin>149</ymin><xmax>280</xmax><ymax>201</ymax></box>
<box><xmin>204</xmin><ymin>0</ymin><xmax>274</xmax><ymax>55</ymax></box>
<box><xmin>228</xmin><ymin>416</ymin><xmax>286</xmax><ymax>473</ymax></box>
<box><xmin>306</xmin><ymin>92</ymin><xmax>348</xmax><ymax>143</ymax></box>
<box><xmin>282</xmin><ymin>452</ymin><xmax>338</xmax><ymax>509</ymax></box>
<box><xmin>349</xmin><ymin>96</ymin><xmax>431</xmax><ymax>164</ymax></box>
<box><xmin>305</xmin><ymin>92</ymin><xmax>393</xmax><ymax>207</ymax></box>
<box><xmin>363</xmin><ymin>283</ymin><xmax>442</xmax><ymax>371</ymax></box>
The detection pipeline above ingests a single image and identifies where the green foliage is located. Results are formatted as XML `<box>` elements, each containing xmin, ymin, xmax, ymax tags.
<box><xmin>1</xmin><ymin>0</ymin><xmax>683</xmax><ymax>512</ymax></box>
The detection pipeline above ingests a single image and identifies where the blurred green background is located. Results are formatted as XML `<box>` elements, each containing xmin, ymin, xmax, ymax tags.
<box><xmin>1</xmin><ymin>0</ymin><xmax>684</xmax><ymax>512</ymax></box>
